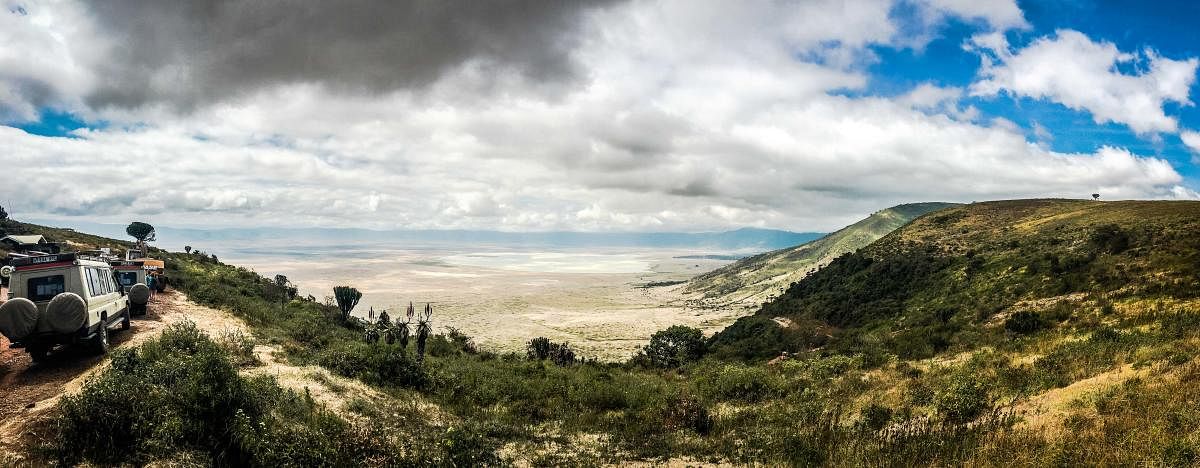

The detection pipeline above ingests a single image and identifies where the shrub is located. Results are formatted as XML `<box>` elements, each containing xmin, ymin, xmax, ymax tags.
<box><xmin>696</xmin><ymin>363</ymin><xmax>776</xmax><ymax>402</ymax></box>
<box><xmin>642</xmin><ymin>325</ymin><xmax>706</xmax><ymax>368</ymax></box>
<box><xmin>52</xmin><ymin>322</ymin><xmax>389</xmax><ymax>466</ymax></box>
<box><xmin>935</xmin><ymin>373</ymin><xmax>990</xmax><ymax>423</ymax></box>
<box><xmin>525</xmin><ymin>337</ymin><xmax>577</xmax><ymax>366</ymax></box>
<box><xmin>526</xmin><ymin>337</ymin><xmax>552</xmax><ymax>360</ymax></box>
<box><xmin>1089</xmin><ymin>223</ymin><xmax>1131</xmax><ymax>254</ymax></box>
<box><xmin>1004</xmin><ymin>310</ymin><xmax>1047</xmax><ymax>335</ymax></box>
<box><xmin>859</xmin><ymin>403</ymin><xmax>893</xmax><ymax>432</ymax></box>
<box><xmin>317</xmin><ymin>341</ymin><xmax>426</xmax><ymax>388</ymax></box>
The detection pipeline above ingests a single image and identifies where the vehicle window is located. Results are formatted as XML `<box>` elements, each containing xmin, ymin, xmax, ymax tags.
<box><xmin>98</xmin><ymin>268</ymin><xmax>112</xmax><ymax>295</ymax></box>
<box><xmin>86</xmin><ymin>268</ymin><xmax>103</xmax><ymax>297</ymax></box>
<box><xmin>101</xmin><ymin>269</ymin><xmax>114</xmax><ymax>294</ymax></box>
<box><xmin>118</xmin><ymin>271</ymin><xmax>138</xmax><ymax>287</ymax></box>
<box><xmin>28</xmin><ymin>275</ymin><xmax>65</xmax><ymax>302</ymax></box>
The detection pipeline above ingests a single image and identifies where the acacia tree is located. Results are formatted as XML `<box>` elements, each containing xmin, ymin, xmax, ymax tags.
<box><xmin>126</xmin><ymin>222</ymin><xmax>155</xmax><ymax>256</ymax></box>
<box><xmin>333</xmin><ymin>286</ymin><xmax>362</xmax><ymax>323</ymax></box>
<box><xmin>184</xmin><ymin>246</ymin><xmax>192</xmax><ymax>254</ymax></box>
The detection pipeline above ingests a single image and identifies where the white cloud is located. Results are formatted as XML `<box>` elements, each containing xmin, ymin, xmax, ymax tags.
<box><xmin>1183</xmin><ymin>130</ymin><xmax>1200</xmax><ymax>163</ymax></box>
<box><xmin>0</xmin><ymin>0</ymin><xmax>1193</xmax><ymax>232</ymax></box>
<box><xmin>920</xmin><ymin>0</ymin><xmax>1028</xmax><ymax>31</ymax></box>
<box><xmin>970</xmin><ymin>29</ymin><xmax>1199</xmax><ymax>134</ymax></box>
<box><xmin>1183</xmin><ymin>131</ymin><xmax>1200</xmax><ymax>153</ymax></box>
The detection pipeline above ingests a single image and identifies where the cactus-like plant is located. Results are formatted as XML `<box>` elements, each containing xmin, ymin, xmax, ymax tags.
<box><xmin>416</xmin><ymin>303</ymin><xmax>433</xmax><ymax>363</ymax></box>
<box><xmin>333</xmin><ymin>286</ymin><xmax>362</xmax><ymax>323</ymax></box>
<box><xmin>397</xmin><ymin>302</ymin><xmax>414</xmax><ymax>352</ymax></box>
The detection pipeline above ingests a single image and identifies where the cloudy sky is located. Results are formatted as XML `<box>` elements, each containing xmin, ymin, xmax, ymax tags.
<box><xmin>1</xmin><ymin>0</ymin><xmax>1198</xmax><ymax>232</ymax></box>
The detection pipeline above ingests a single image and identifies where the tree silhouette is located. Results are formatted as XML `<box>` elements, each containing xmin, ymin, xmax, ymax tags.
<box><xmin>184</xmin><ymin>245</ymin><xmax>192</xmax><ymax>254</ymax></box>
<box><xmin>0</xmin><ymin>204</ymin><xmax>7</xmax><ymax>221</ymax></box>
<box><xmin>126</xmin><ymin>222</ymin><xmax>155</xmax><ymax>255</ymax></box>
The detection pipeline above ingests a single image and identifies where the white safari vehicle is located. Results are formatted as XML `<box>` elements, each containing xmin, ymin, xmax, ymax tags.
<box><xmin>0</xmin><ymin>253</ymin><xmax>131</xmax><ymax>362</ymax></box>
<box><xmin>112</xmin><ymin>260</ymin><xmax>153</xmax><ymax>316</ymax></box>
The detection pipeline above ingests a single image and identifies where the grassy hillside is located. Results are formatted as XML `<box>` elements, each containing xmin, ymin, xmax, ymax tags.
<box><xmin>713</xmin><ymin>199</ymin><xmax>1200</xmax><ymax>361</ymax></box>
<box><xmin>13</xmin><ymin>201</ymin><xmax>1200</xmax><ymax>465</ymax></box>
<box><xmin>686</xmin><ymin>202</ymin><xmax>958</xmax><ymax>306</ymax></box>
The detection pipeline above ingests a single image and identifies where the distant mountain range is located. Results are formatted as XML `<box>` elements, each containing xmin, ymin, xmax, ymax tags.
<box><xmin>684</xmin><ymin>202</ymin><xmax>959</xmax><ymax>307</ymax></box>
<box><xmin>25</xmin><ymin>220</ymin><xmax>825</xmax><ymax>254</ymax></box>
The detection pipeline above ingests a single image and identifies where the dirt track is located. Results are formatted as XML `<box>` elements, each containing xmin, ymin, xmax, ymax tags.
<box><xmin>0</xmin><ymin>290</ymin><xmax>249</xmax><ymax>459</ymax></box>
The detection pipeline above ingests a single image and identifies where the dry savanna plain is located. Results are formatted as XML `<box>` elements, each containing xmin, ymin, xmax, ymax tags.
<box><xmin>220</xmin><ymin>244</ymin><xmax>748</xmax><ymax>360</ymax></box>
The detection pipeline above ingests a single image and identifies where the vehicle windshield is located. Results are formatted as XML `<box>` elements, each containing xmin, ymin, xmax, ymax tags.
<box><xmin>27</xmin><ymin>275</ymin><xmax>65</xmax><ymax>302</ymax></box>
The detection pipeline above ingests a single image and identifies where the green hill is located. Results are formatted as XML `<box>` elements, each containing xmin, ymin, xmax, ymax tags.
<box><xmin>711</xmin><ymin>199</ymin><xmax>1200</xmax><ymax>361</ymax></box>
<box><xmin>685</xmin><ymin>202</ymin><xmax>958</xmax><ymax>307</ymax></box>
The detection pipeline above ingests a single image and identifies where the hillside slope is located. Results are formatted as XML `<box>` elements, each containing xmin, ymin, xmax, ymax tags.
<box><xmin>711</xmin><ymin>199</ymin><xmax>1200</xmax><ymax>360</ymax></box>
<box><xmin>685</xmin><ymin>202</ymin><xmax>958</xmax><ymax>306</ymax></box>
<box><xmin>0</xmin><ymin>219</ymin><xmax>138</xmax><ymax>257</ymax></box>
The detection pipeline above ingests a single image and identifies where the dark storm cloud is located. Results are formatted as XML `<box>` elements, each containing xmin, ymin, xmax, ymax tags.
<box><xmin>84</xmin><ymin>0</ymin><xmax>623</xmax><ymax>108</ymax></box>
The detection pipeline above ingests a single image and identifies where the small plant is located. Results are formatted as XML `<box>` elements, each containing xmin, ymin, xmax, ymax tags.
<box><xmin>216</xmin><ymin>328</ymin><xmax>259</xmax><ymax>367</ymax></box>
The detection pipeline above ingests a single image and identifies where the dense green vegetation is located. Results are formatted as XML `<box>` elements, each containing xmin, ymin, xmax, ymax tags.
<box><xmin>12</xmin><ymin>199</ymin><xmax>1200</xmax><ymax>464</ymax></box>
<box><xmin>687</xmin><ymin>202</ymin><xmax>958</xmax><ymax>305</ymax></box>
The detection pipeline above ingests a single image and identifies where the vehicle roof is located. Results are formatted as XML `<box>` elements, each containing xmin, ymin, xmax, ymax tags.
<box><xmin>12</xmin><ymin>253</ymin><xmax>112</xmax><ymax>272</ymax></box>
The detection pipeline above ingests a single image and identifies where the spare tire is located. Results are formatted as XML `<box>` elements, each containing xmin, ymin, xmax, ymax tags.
<box><xmin>0</xmin><ymin>298</ymin><xmax>39</xmax><ymax>341</ymax></box>
<box><xmin>128</xmin><ymin>283</ymin><xmax>151</xmax><ymax>305</ymax></box>
<box><xmin>45</xmin><ymin>293</ymin><xmax>88</xmax><ymax>334</ymax></box>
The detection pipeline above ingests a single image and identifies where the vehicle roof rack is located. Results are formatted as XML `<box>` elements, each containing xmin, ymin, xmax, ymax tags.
<box><xmin>11</xmin><ymin>252</ymin><xmax>108</xmax><ymax>268</ymax></box>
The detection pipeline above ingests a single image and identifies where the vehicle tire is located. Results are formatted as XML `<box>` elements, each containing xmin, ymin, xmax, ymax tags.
<box><xmin>120</xmin><ymin>308</ymin><xmax>131</xmax><ymax>331</ymax></box>
<box><xmin>92</xmin><ymin>318</ymin><xmax>110</xmax><ymax>355</ymax></box>
<box><xmin>28</xmin><ymin>347</ymin><xmax>49</xmax><ymax>364</ymax></box>
<box><xmin>128</xmin><ymin>284</ymin><xmax>150</xmax><ymax>306</ymax></box>
<box><xmin>0</xmin><ymin>298</ymin><xmax>39</xmax><ymax>341</ymax></box>
<box><xmin>46</xmin><ymin>293</ymin><xmax>88</xmax><ymax>334</ymax></box>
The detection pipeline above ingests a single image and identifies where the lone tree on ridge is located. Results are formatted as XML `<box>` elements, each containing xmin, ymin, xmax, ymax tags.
<box><xmin>126</xmin><ymin>221</ymin><xmax>155</xmax><ymax>256</ymax></box>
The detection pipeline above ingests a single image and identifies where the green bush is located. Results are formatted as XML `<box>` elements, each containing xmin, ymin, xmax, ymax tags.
<box><xmin>1004</xmin><ymin>310</ymin><xmax>1047</xmax><ymax>335</ymax></box>
<box><xmin>641</xmin><ymin>325</ymin><xmax>706</xmax><ymax>368</ymax></box>
<box><xmin>52</xmin><ymin>322</ymin><xmax>409</xmax><ymax>466</ymax></box>
<box><xmin>695</xmin><ymin>363</ymin><xmax>776</xmax><ymax>402</ymax></box>
<box><xmin>317</xmin><ymin>341</ymin><xmax>426</xmax><ymax>388</ymax></box>
<box><xmin>935</xmin><ymin>372</ymin><xmax>991</xmax><ymax>423</ymax></box>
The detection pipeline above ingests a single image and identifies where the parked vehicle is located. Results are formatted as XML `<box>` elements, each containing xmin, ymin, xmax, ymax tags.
<box><xmin>0</xmin><ymin>253</ymin><xmax>130</xmax><ymax>362</ymax></box>
<box><xmin>112</xmin><ymin>260</ymin><xmax>153</xmax><ymax>316</ymax></box>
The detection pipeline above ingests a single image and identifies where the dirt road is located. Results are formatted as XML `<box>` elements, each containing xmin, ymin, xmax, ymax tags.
<box><xmin>0</xmin><ymin>290</ymin><xmax>248</xmax><ymax>459</ymax></box>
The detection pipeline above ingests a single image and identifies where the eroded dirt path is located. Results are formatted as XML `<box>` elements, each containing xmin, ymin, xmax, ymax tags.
<box><xmin>0</xmin><ymin>290</ymin><xmax>249</xmax><ymax>458</ymax></box>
